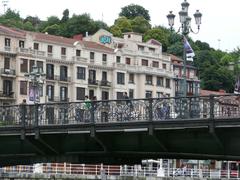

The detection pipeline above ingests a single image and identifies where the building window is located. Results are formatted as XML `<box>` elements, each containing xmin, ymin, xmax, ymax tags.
<box><xmin>146</xmin><ymin>75</ymin><xmax>152</xmax><ymax>85</ymax></box>
<box><xmin>145</xmin><ymin>91</ymin><xmax>152</xmax><ymax>98</ymax></box>
<box><xmin>129</xmin><ymin>89</ymin><xmax>134</xmax><ymax>98</ymax></box>
<box><xmin>4</xmin><ymin>57</ymin><xmax>10</xmax><ymax>69</ymax></box>
<box><xmin>102</xmin><ymin>54</ymin><xmax>107</xmax><ymax>62</ymax></box>
<box><xmin>76</xmin><ymin>87</ymin><xmax>85</xmax><ymax>100</ymax></box>
<box><xmin>117</xmin><ymin>72</ymin><xmax>125</xmax><ymax>85</ymax></box>
<box><xmin>142</xmin><ymin>59</ymin><xmax>148</xmax><ymax>66</ymax></box>
<box><xmin>46</xmin><ymin>85</ymin><xmax>54</xmax><ymax>101</ymax></box>
<box><xmin>20</xmin><ymin>81</ymin><xmax>27</xmax><ymax>95</ymax></box>
<box><xmin>3</xmin><ymin>80</ymin><xmax>12</xmax><ymax>95</ymax></box>
<box><xmin>90</xmin><ymin>52</ymin><xmax>95</xmax><ymax>60</ymax></box>
<box><xmin>162</xmin><ymin>63</ymin><xmax>167</xmax><ymax>69</ymax></box>
<box><xmin>60</xmin><ymin>66</ymin><xmax>68</xmax><ymax>81</ymax></box>
<box><xmin>116</xmin><ymin>92</ymin><xmax>124</xmax><ymax>99</ymax></box>
<box><xmin>5</xmin><ymin>38</ymin><xmax>11</xmax><ymax>47</ymax></box>
<box><xmin>125</xmin><ymin>57</ymin><xmax>131</xmax><ymax>65</ymax></box>
<box><xmin>152</xmin><ymin>61</ymin><xmax>159</xmax><ymax>68</ymax></box>
<box><xmin>33</xmin><ymin>43</ymin><xmax>39</xmax><ymax>50</ymax></box>
<box><xmin>48</xmin><ymin>45</ymin><xmax>53</xmax><ymax>53</ymax></box>
<box><xmin>29</xmin><ymin>60</ymin><xmax>35</xmax><ymax>72</ymax></box>
<box><xmin>89</xmin><ymin>69</ymin><xmax>96</xmax><ymax>81</ymax></box>
<box><xmin>116</xmin><ymin>56</ymin><xmax>121</xmax><ymax>63</ymax></box>
<box><xmin>20</xmin><ymin>59</ymin><xmax>28</xmax><ymax>73</ymax></box>
<box><xmin>46</xmin><ymin>64</ymin><xmax>54</xmax><ymax>80</ymax></box>
<box><xmin>156</xmin><ymin>92</ymin><xmax>164</xmax><ymax>98</ymax></box>
<box><xmin>19</xmin><ymin>40</ymin><xmax>24</xmax><ymax>48</ymax></box>
<box><xmin>102</xmin><ymin>71</ymin><xmax>107</xmax><ymax>81</ymax></box>
<box><xmin>76</xmin><ymin>49</ymin><xmax>81</xmax><ymax>56</ymax></box>
<box><xmin>102</xmin><ymin>91</ymin><xmax>109</xmax><ymax>100</ymax></box>
<box><xmin>37</xmin><ymin>61</ymin><xmax>43</xmax><ymax>71</ymax></box>
<box><xmin>166</xmin><ymin>78</ymin><xmax>171</xmax><ymax>88</ymax></box>
<box><xmin>129</xmin><ymin>73</ymin><xmax>134</xmax><ymax>83</ymax></box>
<box><xmin>77</xmin><ymin>67</ymin><xmax>86</xmax><ymax>80</ymax></box>
<box><xmin>61</xmin><ymin>47</ymin><xmax>66</xmax><ymax>55</ymax></box>
<box><xmin>156</xmin><ymin>76</ymin><xmax>164</xmax><ymax>86</ymax></box>
<box><xmin>149</xmin><ymin>47</ymin><xmax>155</xmax><ymax>52</ymax></box>
<box><xmin>60</xmin><ymin>86</ymin><xmax>68</xmax><ymax>101</ymax></box>
<box><xmin>138</xmin><ymin>45</ymin><xmax>144</xmax><ymax>51</ymax></box>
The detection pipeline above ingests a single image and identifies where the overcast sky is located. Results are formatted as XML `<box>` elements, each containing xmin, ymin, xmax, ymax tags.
<box><xmin>3</xmin><ymin>0</ymin><xmax>240</xmax><ymax>52</ymax></box>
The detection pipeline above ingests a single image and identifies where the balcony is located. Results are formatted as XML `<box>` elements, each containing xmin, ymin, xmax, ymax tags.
<box><xmin>54</xmin><ymin>75</ymin><xmax>71</xmax><ymax>82</ymax></box>
<box><xmin>72</xmin><ymin>56</ymin><xmax>87</xmax><ymax>63</ymax></box>
<box><xmin>0</xmin><ymin>91</ymin><xmax>15</xmax><ymax>100</ymax></box>
<box><xmin>17</xmin><ymin>48</ymin><xmax>45</xmax><ymax>57</ymax></box>
<box><xmin>88</xmin><ymin>79</ymin><xmax>99</xmax><ymax>86</ymax></box>
<box><xmin>100</xmin><ymin>80</ymin><xmax>111</xmax><ymax>87</ymax></box>
<box><xmin>0</xmin><ymin>68</ymin><xmax>16</xmax><ymax>77</ymax></box>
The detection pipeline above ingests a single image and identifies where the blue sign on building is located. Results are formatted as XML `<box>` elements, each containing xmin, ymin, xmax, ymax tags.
<box><xmin>99</xmin><ymin>35</ymin><xmax>111</xmax><ymax>44</ymax></box>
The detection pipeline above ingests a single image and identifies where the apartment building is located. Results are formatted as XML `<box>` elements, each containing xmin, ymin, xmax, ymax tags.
<box><xmin>0</xmin><ymin>25</ymin><xmax>192</xmax><ymax>105</ymax></box>
<box><xmin>171</xmin><ymin>54</ymin><xmax>200</xmax><ymax>96</ymax></box>
<box><xmin>85</xmin><ymin>29</ymin><xmax>174</xmax><ymax>99</ymax></box>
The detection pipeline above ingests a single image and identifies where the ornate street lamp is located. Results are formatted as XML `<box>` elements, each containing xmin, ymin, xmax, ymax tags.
<box><xmin>25</xmin><ymin>65</ymin><xmax>46</xmax><ymax>104</ymax></box>
<box><xmin>167</xmin><ymin>0</ymin><xmax>202</xmax><ymax>97</ymax></box>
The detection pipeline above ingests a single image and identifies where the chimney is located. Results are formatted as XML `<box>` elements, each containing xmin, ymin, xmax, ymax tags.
<box><xmin>73</xmin><ymin>34</ymin><xmax>83</xmax><ymax>41</ymax></box>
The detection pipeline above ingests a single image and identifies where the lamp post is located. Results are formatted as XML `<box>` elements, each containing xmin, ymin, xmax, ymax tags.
<box><xmin>167</xmin><ymin>0</ymin><xmax>202</xmax><ymax>97</ymax></box>
<box><xmin>25</xmin><ymin>65</ymin><xmax>46</xmax><ymax>104</ymax></box>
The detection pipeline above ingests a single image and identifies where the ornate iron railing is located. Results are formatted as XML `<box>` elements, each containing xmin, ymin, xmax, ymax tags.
<box><xmin>0</xmin><ymin>94</ymin><xmax>239</xmax><ymax>127</ymax></box>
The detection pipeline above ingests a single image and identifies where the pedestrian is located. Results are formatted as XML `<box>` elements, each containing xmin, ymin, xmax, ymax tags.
<box><xmin>123</xmin><ymin>92</ymin><xmax>133</xmax><ymax>109</ymax></box>
<box><xmin>20</xmin><ymin>99</ymin><xmax>27</xmax><ymax>125</ymax></box>
<box><xmin>91</xmin><ymin>96</ymin><xmax>98</xmax><ymax>111</ymax></box>
<box><xmin>84</xmin><ymin>95</ymin><xmax>91</xmax><ymax>110</ymax></box>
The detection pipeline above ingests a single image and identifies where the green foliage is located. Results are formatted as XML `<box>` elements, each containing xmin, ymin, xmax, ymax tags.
<box><xmin>23</xmin><ymin>21</ymin><xmax>35</xmax><ymax>31</ymax></box>
<box><xmin>143</xmin><ymin>28</ymin><xmax>169</xmax><ymax>52</ymax></box>
<box><xmin>109</xmin><ymin>25</ymin><xmax>122</xmax><ymax>37</ymax></box>
<box><xmin>130</xmin><ymin>16</ymin><xmax>151</xmax><ymax>34</ymax></box>
<box><xmin>64</xmin><ymin>13</ymin><xmax>98</xmax><ymax>37</ymax></box>
<box><xmin>114</xmin><ymin>17</ymin><xmax>132</xmax><ymax>33</ymax></box>
<box><xmin>61</xmin><ymin>9</ymin><xmax>69</xmax><ymax>23</ymax></box>
<box><xmin>119</xmin><ymin>4</ymin><xmax>150</xmax><ymax>21</ymax></box>
<box><xmin>94</xmin><ymin>20</ymin><xmax>109</xmax><ymax>31</ymax></box>
<box><xmin>43</xmin><ymin>24</ymin><xmax>61</xmax><ymax>35</ymax></box>
<box><xmin>24</xmin><ymin>16</ymin><xmax>41</xmax><ymax>27</ymax></box>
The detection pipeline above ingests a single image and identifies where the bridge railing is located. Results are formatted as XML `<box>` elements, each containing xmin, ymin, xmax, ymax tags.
<box><xmin>0</xmin><ymin>163</ymin><xmax>239</xmax><ymax>179</ymax></box>
<box><xmin>0</xmin><ymin>94</ymin><xmax>239</xmax><ymax>127</ymax></box>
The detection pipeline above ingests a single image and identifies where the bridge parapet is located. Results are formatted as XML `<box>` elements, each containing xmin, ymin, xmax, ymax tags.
<box><xmin>0</xmin><ymin>94</ymin><xmax>239</xmax><ymax>127</ymax></box>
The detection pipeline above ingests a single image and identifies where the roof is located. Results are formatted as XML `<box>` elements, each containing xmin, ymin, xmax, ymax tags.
<box><xmin>81</xmin><ymin>41</ymin><xmax>114</xmax><ymax>53</ymax></box>
<box><xmin>146</xmin><ymin>39</ymin><xmax>162</xmax><ymax>46</ymax></box>
<box><xmin>170</xmin><ymin>54</ymin><xmax>183</xmax><ymax>62</ymax></box>
<box><xmin>0</xmin><ymin>25</ymin><xmax>114</xmax><ymax>53</ymax></box>
<box><xmin>200</xmin><ymin>89</ymin><xmax>227</xmax><ymax>96</ymax></box>
<box><xmin>0</xmin><ymin>25</ymin><xmax>26</xmax><ymax>38</ymax></box>
<box><xmin>33</xmin><ymin>32</ymin><xmax>76</xmax><ymax>46</ymax></box>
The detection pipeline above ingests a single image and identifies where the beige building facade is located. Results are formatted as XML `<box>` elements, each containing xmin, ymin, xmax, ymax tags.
<box><xmin>0</xmin><ymin>25</ymin><xmax>199</xmax><ymax>105</ymax></box>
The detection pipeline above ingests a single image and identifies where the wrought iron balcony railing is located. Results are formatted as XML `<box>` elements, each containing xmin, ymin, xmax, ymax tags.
<box><xmin>0</xmin><ymin>68</ymin><xmax>16</xmax><ymax>76</ymax></box>
<box><xmin>0</xmin><ymin>94</ymin><xmax>239</xmax><ymax>127</ymax></box>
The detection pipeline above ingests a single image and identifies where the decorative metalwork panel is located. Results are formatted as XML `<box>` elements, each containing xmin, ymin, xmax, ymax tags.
<box><xmin>0</xmin><ymin>95</ymin><xmax>239</xmax><ymax>127</ymax></box>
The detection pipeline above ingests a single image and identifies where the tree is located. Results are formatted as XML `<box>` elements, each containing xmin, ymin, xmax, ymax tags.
<box><xmin>119</xmin><ymin>4</ymin><xmax>150</xmax><ymax>21</ymax></box>
<box><xmin>144</xmin><ymin>28</ymin><xmax>169</xmax><ymax>51</ymax></box>
<box><xmin>94</xmin><ymin>20</ymin><xmax>109</xmax><ymax>31</ymax></box>
<box><xmin>114</xmin><ymin>17</ymin><xmax>132</xmax><ymax>33</ymax></box>
<box><xmin>130</xmin><ymin>16</ymin><xmax>151</xmax><ymax>34</ymax></box>
<box><xmin>64</xmin><ymin>13</ymin><xmax>97</xmax><ymax>37</ymax></box>
<box><xmin>43</xmin><ymin>24</ymin><xmax>61</xmax><ymax>35</ymax></box>
<box><xmin>109</xmin><ymin>25</ymin><xmax>122</xmax><ymax>37</ymax></box>
<box><xmin>24</xmin><ymin>16</ymin><xmax>41</xmax><ymax>27</ymax></box>
<box><xmin>61</xmin><ymin>9</ymin><xmax>69</xmax><ymax>23</ymax></box>
<box><xmin>23</xmin><ymin>21</ymin><xmax>34</xmax><ymax>31</ymax></box>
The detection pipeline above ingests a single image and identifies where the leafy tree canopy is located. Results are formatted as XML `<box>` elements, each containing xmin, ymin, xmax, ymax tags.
<box><xmin>143</xmin><ymin>28</ymin><xmax>169</xmax><ymax>52</ymax></box>
<box><xmin>119</xmin><ymin>4</ymin><xmax>150</xmax><ymax>21</ymax></box>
